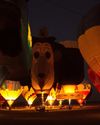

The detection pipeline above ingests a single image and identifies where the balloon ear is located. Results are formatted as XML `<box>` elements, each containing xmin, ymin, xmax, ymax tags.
<box><xmin>51</xmin><ymin>42</ymin><xmax>64</xmax><ymax>62</ymax></box>
<box><xmin>50</xmin><ymin>42</ymin><xmax>64</xmax><ymax>84</ymax></box>
<box><xmin>53</xmin><ymin>42</ymin><xmax>84</xmax><ymax>85</ymax></box>
<box><xmin>54</xmin><ymin>49</ymin><xmax>63</xmax><ymax>84</ymax></box>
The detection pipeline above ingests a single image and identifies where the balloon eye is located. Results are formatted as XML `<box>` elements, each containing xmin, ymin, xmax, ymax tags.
<box><xmin>34</xmin><ymin>51</ymin><xmax>40</xmax><ymax>59</ymax></box>
<box><xmin>45</xmin><ymin>51</ymin><xmax>51</xmax><ymax>59</ymax></box>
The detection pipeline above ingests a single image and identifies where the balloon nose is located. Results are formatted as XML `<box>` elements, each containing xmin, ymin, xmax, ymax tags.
<box><xmin>38</xmin><ymin>73</ymin><xmax>45</xmax><ymax>78</ymax></box>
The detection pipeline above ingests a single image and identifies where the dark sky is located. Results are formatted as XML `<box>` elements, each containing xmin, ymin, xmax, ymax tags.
<box><xmin>28</xmin><ymin>0</ymin><xmax>100</xmax><ymax>41</ymax></box>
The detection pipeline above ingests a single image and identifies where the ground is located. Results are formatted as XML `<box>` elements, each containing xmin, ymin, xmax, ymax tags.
<box><xmin>0</xmin><ymin>103</ymin><xmax>100</xmax><ymax>125</ymax></box>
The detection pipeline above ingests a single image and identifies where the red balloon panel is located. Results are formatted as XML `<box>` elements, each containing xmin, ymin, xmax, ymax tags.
<box><xmin>88</xmin><ymin>67</ymin><xmax>100</xmax><ymax>93</ymax></box>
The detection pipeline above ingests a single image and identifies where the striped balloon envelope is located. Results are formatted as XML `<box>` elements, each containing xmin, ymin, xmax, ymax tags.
<box><xmin>78</xmin><ymin>26</ymin><xmax>100</xmax><ymax>76</ymax></box>
<box><xmin>22</xmin><ymin>86</ymin><xmax>37</xmax><ymax>106</ymax></box>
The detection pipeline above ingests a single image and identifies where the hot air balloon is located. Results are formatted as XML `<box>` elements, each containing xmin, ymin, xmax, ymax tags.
<box><xmin>56</xmin><ymin>84</ymin><xmax>79</xmax><ymax>109</ymax></box>
<box><xmin>56</xmin><ymin>82</ymin><xmax>91</xmax><ymax>108</ymax></box>
<box><xmin>22</xmin><ymin>86</ymin><xmax>37</xmax><ymax>107</ymax></box>
<box><xmin>77</xmin><ymin>82</ymin><xmax>91</xmax><ymax>106</ymax></box>
<box><xmin>46</xmin><ymin>88</ymin><xmax>56</xmax><ymax>107</ymax></box>
<box><xmin>78</xmin><ymin>4</ymin><xmax>100</xmax><ymax>77</ymax></box>
<box><xmin>0</xmin><ymin>0</ymin><xmax>31</xmax><ymax>86</ymax></box>
<box><xmin>0</xmin><ymin>80</ymin><xmax>23</xmax><ymax>110</ymax></box>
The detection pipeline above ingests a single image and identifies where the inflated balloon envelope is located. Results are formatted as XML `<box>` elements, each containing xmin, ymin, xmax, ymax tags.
<box><xmin>56</xmin><ymin>83</ymin><xmax>91</xmax><ymax>101</ymax></box>
<box><xmin>22</xmin><ymin>86</ymin><xmax>37</xmax><ymax>106</ymax></box>
<box><xmin>78</xmin><ymin>4</ymin><xmax>100</xmax><ymax>77</ymax></box>
<box><xmin>46</xmin><ymin>88</ymin><xmax>56</xmax><ymax>106</ymax></box>
<box><xmin>0</xmin><ymin>80</ymin><xmax>23</xmax><ymax>108</ymax></box>
<box><xmin>77</xmin><ymin>82</ymin><xmax>91</xmax><ymax>100</ymax></box>
<box><xmin>56</xmin><ymin>85</ymin><xmax>82</xmax><ymax>100</ymax></box>
<box><xmin>0</xmin><ymin>0</ymin><xmax>31</xmax><ymax>85</ymax></box>
<box><xmin>78</xmin><ymin>26</ymin><xmax>100</xmax><ymax>76</ymax></box>
<box><xmin>31</xmin><ymin>37</ymin><xmax>84</xmax><ymax>92</ymax></box>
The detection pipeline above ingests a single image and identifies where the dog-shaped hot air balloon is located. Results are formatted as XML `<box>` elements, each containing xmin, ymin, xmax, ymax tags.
<box><xmin>31</xmin><ymin>28</ymin><xmax>84</xmax><ymax>95</ymax></box>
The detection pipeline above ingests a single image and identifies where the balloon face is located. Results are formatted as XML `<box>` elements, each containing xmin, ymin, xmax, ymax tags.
<box><xmin>88</xmin><ymin>67</ymin><xmax>100</xmax><ymax>93</ymax></box>
<box><xmin>78</xmin><ymin>26</ymin><xmax>100</xmax><ymax>77</ymax></box>
<box><xmin>31</xmin><ymin>42</ymin><xmax>54</xmax><ymax>92</ymax></box>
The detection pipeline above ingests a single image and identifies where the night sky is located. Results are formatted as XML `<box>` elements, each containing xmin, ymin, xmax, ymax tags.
<box><xmin>28</xmin><ymin>0</ymin><xmax>100</xmax><ymax>41</ymax></box>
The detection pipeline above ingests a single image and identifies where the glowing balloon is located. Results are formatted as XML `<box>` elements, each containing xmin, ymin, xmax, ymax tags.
<box><xmin>78</xmin><ymin>26</ymin><xmax>100</xmax><ymax>76</ymax></box>
<box><xmin>56</xmin><ymin>83</ymin><xmax>91</xmax><ymax>102</ymax></box>
<box><xmin>77</xmin><ymin>82</ymin><xmax>91</xmax><ymax>100</ymax></box>
<box><xmin>56</xmin><ymin>84</ymin><xmax>82</xmax><ymax>100</ymax></box>
<box><xmin>22</xmin><ymin>86</ymin><xmax>37</xmax><ymax>106</ymax></box>
<box><xmin>0</xmin><ymin>80</ymin><xmax>23</xmax><ymax>108</ymax></box>
<box><xmin>46</xmin><ymin>88</ymin><xmax>56</xmax><ymax>106</ymax></box>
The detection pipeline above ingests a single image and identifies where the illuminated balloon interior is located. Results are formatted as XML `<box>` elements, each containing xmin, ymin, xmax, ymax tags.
<box><xmin>77</xmin><ymin>83</ymin><xmax>91</xmax><ymax>100</ymax></box>
<box><xmin>46</xmin><ymin>88</ymin><xmax>56</xmax><ymax>106</ymax></box>
<box><xmin>56</xmin><ymin>83</ymin><xmax>91</xmax><ymax>106</ymax></box>
<box><xmin>0</xmin><ymin>80</ymin><xmax>23</xmax><ymax>107</ymax></box>
<box><xmin>22</xmin><ymin>86</ymin><xmax>37</xmax><ymax>106</ymax></box>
